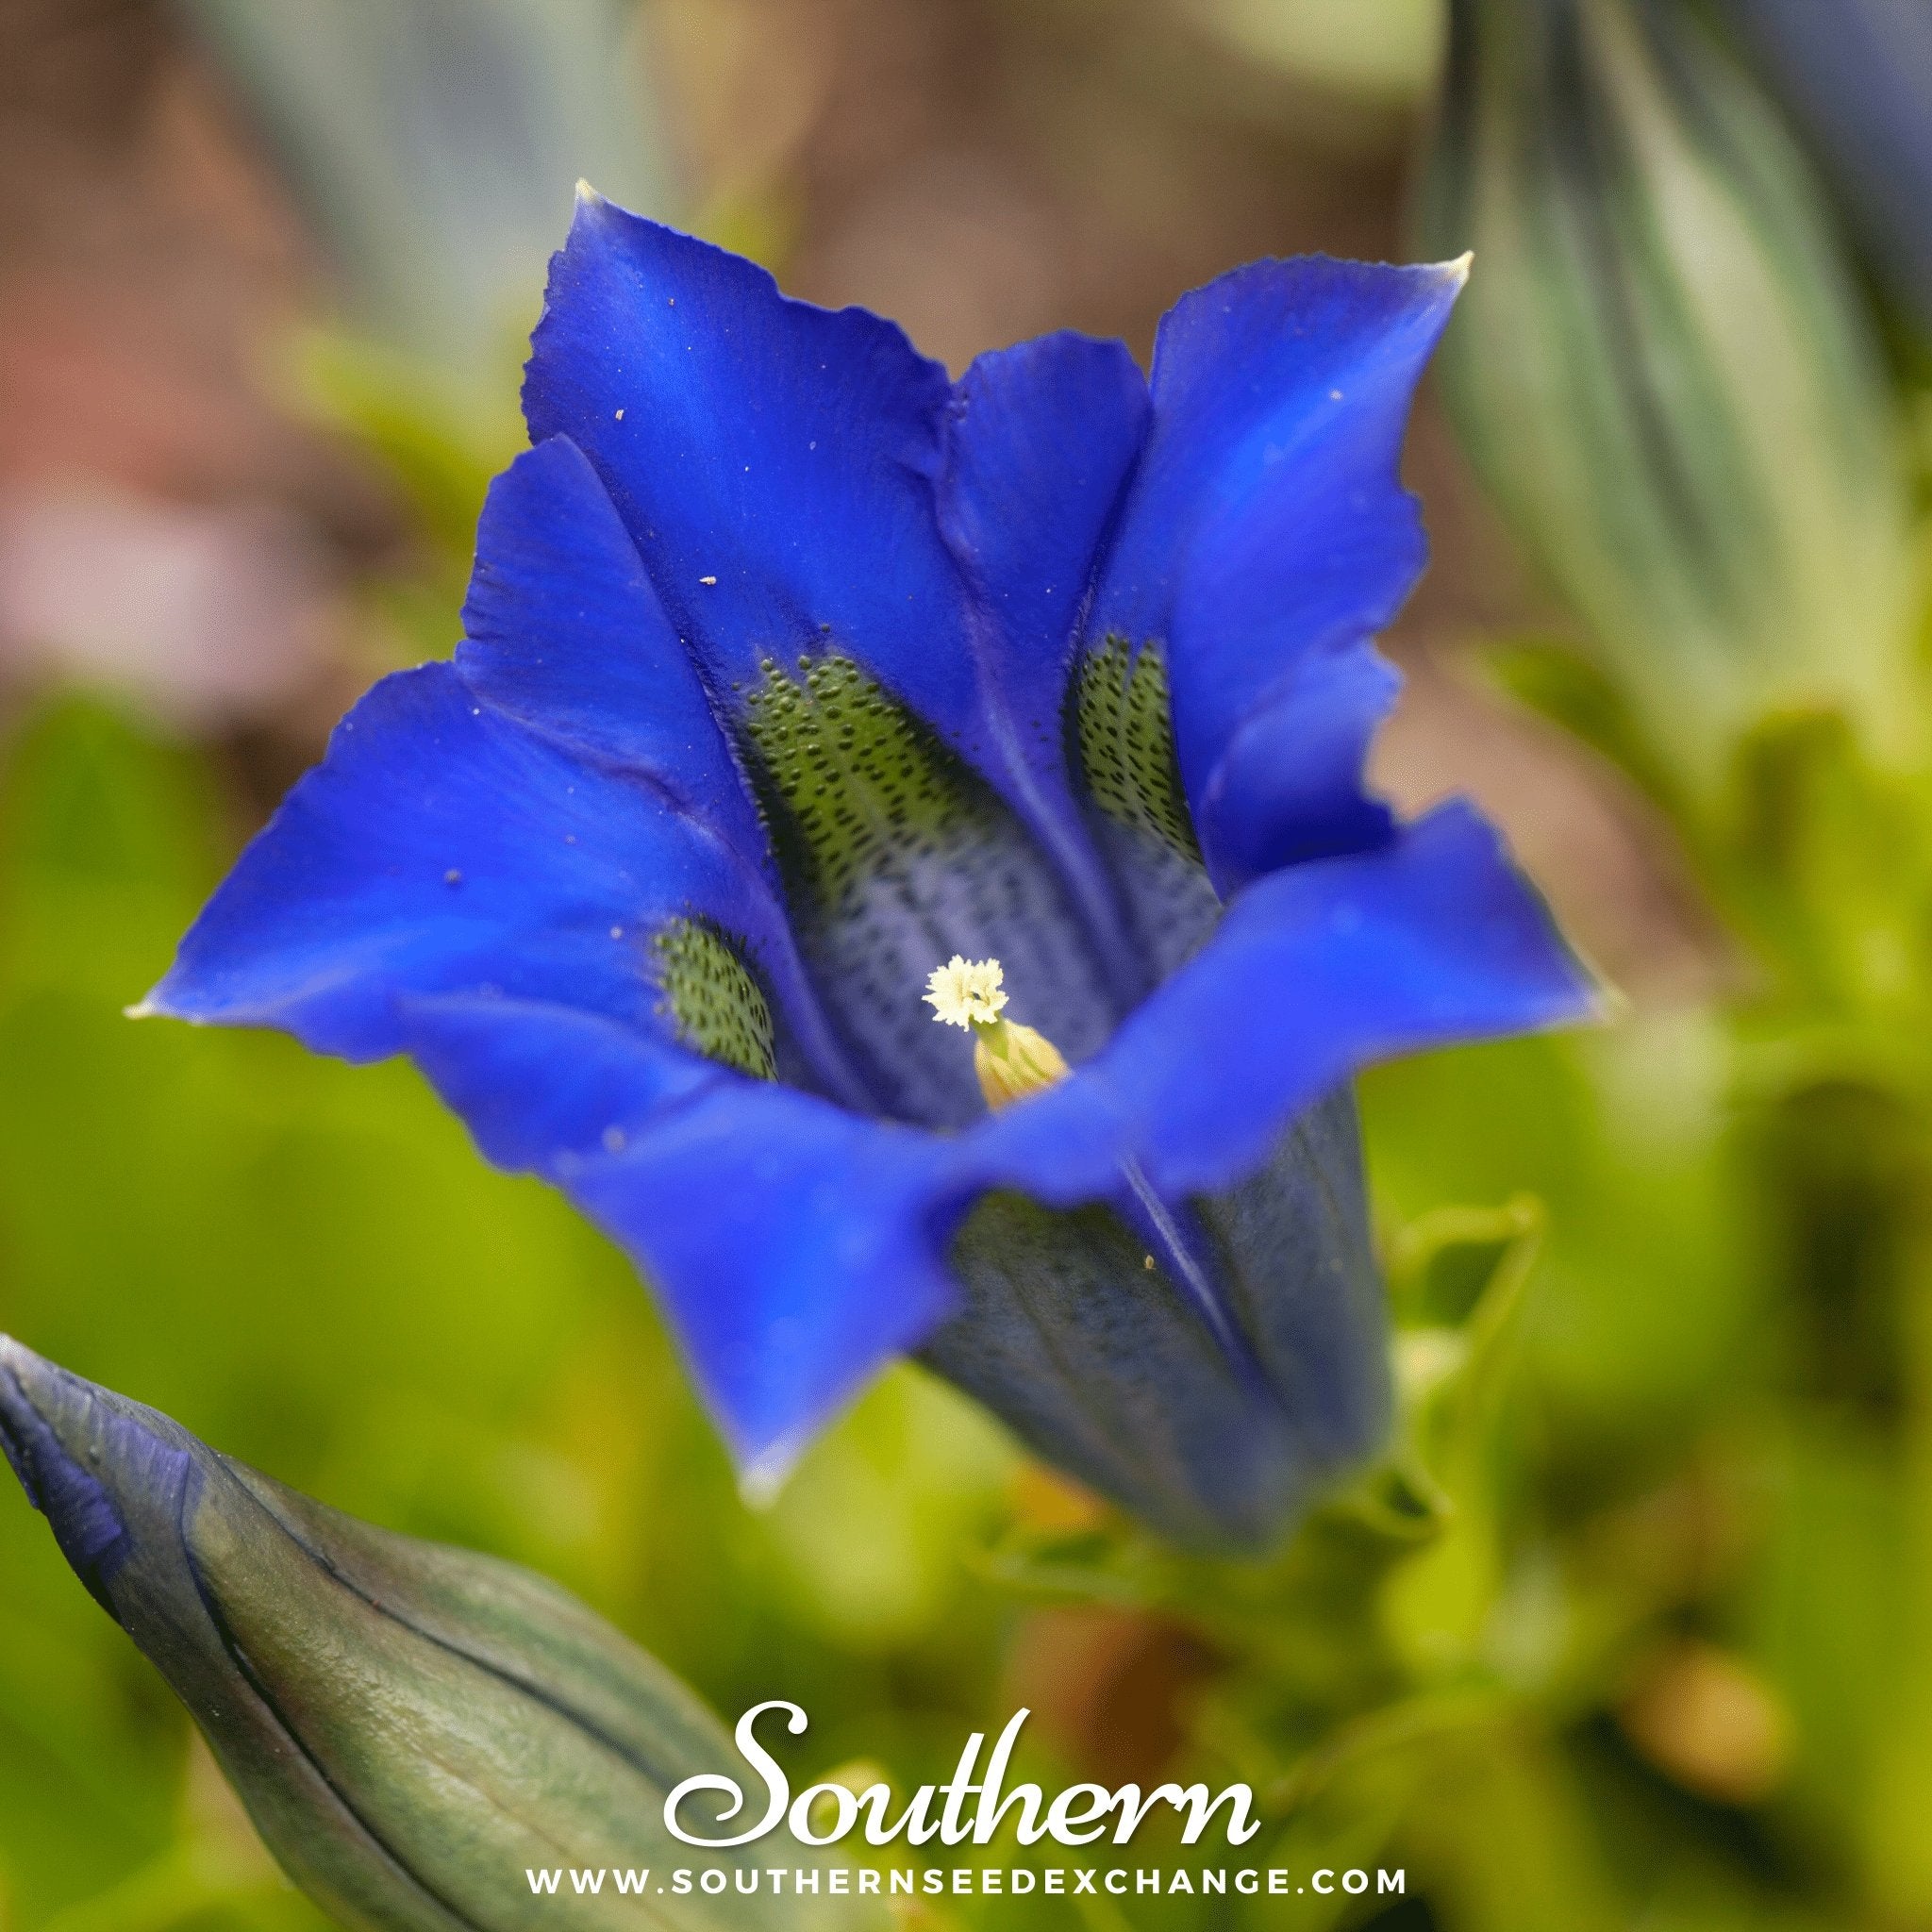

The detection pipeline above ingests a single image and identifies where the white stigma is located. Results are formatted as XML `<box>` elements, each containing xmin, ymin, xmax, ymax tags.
<box><xmin>924</xmin><ymin>955</ymin><xmax>1008</xmax><ymax>1030</ymax></box>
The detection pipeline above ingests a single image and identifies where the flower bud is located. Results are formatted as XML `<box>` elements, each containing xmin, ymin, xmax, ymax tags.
<box><xmin>1418</xmin><ymin>0</ymin><xmax>1917</xmax><ymax>782</ymax></box>
<box><xmin>0</xmin><ymin>1336</ymin><xmax>867</xmax><ymax>1932</ymax></box>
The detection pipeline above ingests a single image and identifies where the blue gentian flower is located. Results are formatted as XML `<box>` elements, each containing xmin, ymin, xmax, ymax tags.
<box><xmin>142</xmin><ymin>193</ymin><xmax>1591</xmax><ymax>1547</ymax></box>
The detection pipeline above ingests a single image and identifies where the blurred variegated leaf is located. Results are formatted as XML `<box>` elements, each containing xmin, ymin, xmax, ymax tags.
<box><xmin>1712</xmin><ymin>0</ymin><xmax>1932</xmax><ymax>336</ymax></box>
<box><xmin>1419</xmin><ymin>0</ymin><xmax>1917</xmax><ymax>785</ymax></box>
<box><xmin>176</xmin><ymin>0</ymin><xmax>674</xmax><ymax>381</ymax></box>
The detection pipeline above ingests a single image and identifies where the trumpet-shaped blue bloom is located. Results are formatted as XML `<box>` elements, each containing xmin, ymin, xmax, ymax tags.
<box><xmin>144</xmin><ymin>194</ymin><xmax>1591</xmax><ymax>1546</ymax></box>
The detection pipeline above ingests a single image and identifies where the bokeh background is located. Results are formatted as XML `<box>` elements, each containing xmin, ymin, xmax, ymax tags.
<box><xmin>1</xmin><ymin>2</ymin><xmax>1929</xmax><ymax>1928</ymax></box>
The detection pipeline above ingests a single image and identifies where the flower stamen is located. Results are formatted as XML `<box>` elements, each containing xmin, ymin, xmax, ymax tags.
<box><xmin>924</xmin><ymin>955</ymin><xmax>1008</xmax><ymax>1029</ymax></box>
<box><xmin>925</xmin><ymin>956</ymin><xmax>1069</xmax><ymax>1111</ymax></box>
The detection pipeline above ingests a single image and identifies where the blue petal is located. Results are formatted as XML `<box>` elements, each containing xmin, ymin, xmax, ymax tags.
<box><xmin>940</xmin><ymin>335</ymin><xmax>1149</xmax><ymax>748</ymax></box>
<box><xmin>1193</xmin><ymin>640</ymin><xmax>1401</xmax><ymax>891</ymax></box>
<box><xmin>523</xmin><ymin>195</ymin><xmax>972</xmax><ymax>744</ymax></box>
<box><xmin>398</xmin><ymin>996</ymin><xmax>959</xmax><ymax>1476</ymax></box>
<box><xmin>576</xmin><ymin>1089</ymin><xmax>959</xmax><ymax>1482</ymax></box>
<box><xmin>965</xmin><ymin>802</ymin><xmax>1593</xmax><ymax>1204</ymax></box>
<box><xmin>929</xmin><ymin>1178</ymin><xmax>1316</xmax><ymax>1547</ymax></box>
<box><xmin>139</xmin><ymin>663</ymin><xmax>791</xmax><ymax>1064</ymax></box>
<box><xmin>394</xmin><ymin>995</ymin><xmax>724</xmax><ymax>1173</ymax></box>
<box><xmin>937</xmin><ymin>336</ymin><xmax>1152</xmax><ymax>981</ymax></box>
<box><xmin>1089</xmin><ymin>256</ymin><xmax>1467</xmax><ymax>893</ymax></box>
<box><xmin>458</xmin><ymin>434</ymin><xmax>768</xmax><ymax>874</ymax></box>
<box><xmin>1195</xmin><ymin>1090</ymin><xmax>1388</xmax><ymax>1479</ymax></box>
<box><xmin>926</xmin><ymin>1087</ymin><xmax>1389</xmax><ymax>1548</ymax></box>
<box><xmin>521</xmin><ymin>200</ymin><xmax>1141</xmax><ymax>978</ymax></box>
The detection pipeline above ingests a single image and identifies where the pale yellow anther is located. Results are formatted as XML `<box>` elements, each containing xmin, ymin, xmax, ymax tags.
<box><xmin>925</xmin><ymin>955</ymin><xmax>1069</xmax><ymax>1111</ymax></box>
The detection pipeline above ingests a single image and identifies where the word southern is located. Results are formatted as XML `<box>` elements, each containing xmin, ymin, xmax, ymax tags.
<box><xmin>664</xmin><ymin>1702</ymin><xmax>1260</xmax><ymax>1850</ymax></box>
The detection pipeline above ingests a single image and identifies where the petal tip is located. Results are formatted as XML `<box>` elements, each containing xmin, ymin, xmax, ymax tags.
<box><xmin>124</xmin><ymin>973</ymin><xmax>201</xmax><ymax>1024</ymax></box>
<box><xmin>0</xmin><ymin>1331</ymin><xmax>32</xmax><ymax>1451</ymax></box>
<box><xmin>0</xmin><ymin>1332</ymin><xmax>58</xmax><ymax>1449</ymax></box>
<box><xmin>0</xmin><ymin>1334</ymin><xmax>92</xmax><ymax>1466</ymax></box>
<box><xmin>0</xmin><ymin>1345</ymin><xmax>36</xmax><ymax>1505</ymax></box>
<box><xmin>1585</xmin><ymin>975</ymin><xmax>1629</xmax><ymax>1027</ymax></box>
<box><xmin>0</xmin><ymin>1341</ymin><xmax>142</xmax><ymax>1610</ymax></box>
<box><xmin>736</xmin><ymin>1451</ymin><xmax>796</xmax><ymax>1512</ymax></box>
